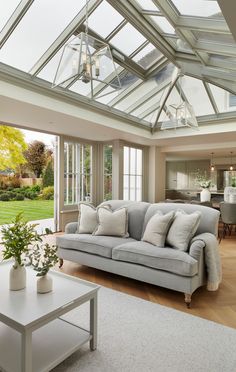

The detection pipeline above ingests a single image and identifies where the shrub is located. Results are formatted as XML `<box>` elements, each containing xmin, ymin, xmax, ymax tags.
<box><xmin>15</xmin><ymin>194</ymin><xmax>24</xmax><ymax>201</ymax></box>
<box><xmin>0</xmin><ymin>193</ymin><xmax>10</xmax><ymax>201</ymax></box>
<box><xmin>31</xmin><ymin>184</ymin><xmax>41</xmax><ymax>193</ymax></box>
<box><xmin>25</xmin><ymin>191</ymin><xmax>38</xmax><ymax>200</ymax></box>
<box><xmin>42</xmin><ymin>159</ymin><xmax>54</xmax><ymax>188</ymax></box>
<box><xmin>7</xmin><ymin>191</ymin><xmax>17</xmax><ymax>200</ymax></box>
<box><xmin>40</xmin><ymin>186</ymin><xmax>54</xmax><ymax>200</ymax></box>
<box><xmin>0</xmin><ymin>175</ymin><xmax>21</xmax><ymax>189</ymax></box>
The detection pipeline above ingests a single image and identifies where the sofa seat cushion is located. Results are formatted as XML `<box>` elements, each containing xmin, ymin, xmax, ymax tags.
<box><xmin>56</xmin><ymin>234</ymin><xmax>136</xmax><ymax>258</ymax></box>
<box><xmin>112</xmin><ymin>241</ymin><xmax>198</xmax><ymax>277</ymax></box>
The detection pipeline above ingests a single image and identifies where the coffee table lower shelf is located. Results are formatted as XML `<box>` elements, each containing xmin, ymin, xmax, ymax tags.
<box><xmin>0</xmin><ymin>318</ymin><xmax>91</xmax><ymax>372</ymax></box>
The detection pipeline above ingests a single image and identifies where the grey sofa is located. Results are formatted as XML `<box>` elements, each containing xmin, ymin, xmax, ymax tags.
<box><xmin>56</xmin><ymin>200</ymin><xmax>220</xmax><ymax>307</ymax></box>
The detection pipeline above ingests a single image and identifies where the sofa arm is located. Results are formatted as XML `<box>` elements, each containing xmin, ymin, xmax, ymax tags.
<box><xmin>189</xmin><ymin>239</ymin><xmax>205</xmax><ymax>261</ymax></box>
<box><xmin>65</xmin><ymin>222</ymin><xmax>78</xmax><ymax>234</ymax></box>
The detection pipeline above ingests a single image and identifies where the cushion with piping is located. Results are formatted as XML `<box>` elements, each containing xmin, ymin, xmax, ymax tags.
<box><xmin>142</xmin><ymin>211</ymin><xmax>175</xmax><ymax>247</ymax></box>
<box><xmin>166</xmin><ymin>210</ymin><xmax>201</xmax><ymax>251</ymax></box>
<box><xmin>93</xmin><ymin>207</ymin><xmax>129</xmax><ymax>237</ymax></box>
<box><xmin>77</xmin><ymin>203</ymin><xmax>98</xmax><ymax>234</ymax></box>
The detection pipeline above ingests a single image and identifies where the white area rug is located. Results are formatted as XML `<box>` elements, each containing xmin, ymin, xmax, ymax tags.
<box><xmin>53</xmin><ymin>287</ymin><xmax>236</xmax><ymax>372</ymax></box>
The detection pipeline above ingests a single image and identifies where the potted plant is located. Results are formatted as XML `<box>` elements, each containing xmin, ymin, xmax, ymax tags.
<box><xmin>196</xmin><ymin>172</ymin><xmax>212</xmax><ymax>202</ymax></box>
<box><xmin>27</xmin><ymin>240</ymin><xmax>58</xmax><ymax>293</ymax></box>
<box><xmin>1</xmin><ymin>213</ymin><xmax>41</xmax><ymax>290</ymax></box>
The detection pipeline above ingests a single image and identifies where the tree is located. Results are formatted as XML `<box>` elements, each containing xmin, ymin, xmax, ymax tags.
<box><xmin>42</xmin><ymin>159</ymin><xmax>54</xmax><ymax>187</ymax></box>
<box><xmin>24</xmin><ymin>141</ymin><xmax>47</xmax><ymax>178</ymax></box>
<box><xmin>0</xmin><ymin>126</ymin><xmax>27</xmax><ymax>171</ymax></box>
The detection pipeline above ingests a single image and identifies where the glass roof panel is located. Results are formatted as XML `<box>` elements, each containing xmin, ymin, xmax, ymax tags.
<box><xmin>208</xmin><ymin>84</ymin><xmax>233</xmax><ymax>113</ymax></box>
<box><xmin>181</xmin><ymin>76</ymin><xmax>214</xmax><ymax>116</ymax></box>
<box><xmin>131</xmin><ymin>88</ymin><xmax>168</xmax><ymax>117</ymax></box>
<box><xmin>143</xmin><ymin>110</ymin><xmax>159</xmax><ymax>124</ymax></box>
<box><xmin>88</xmin><ymin>1</ymin><xmax>124</xmax><ymax>39</ymax></box>
<box><xmin>70</xmin><ymin>79</ymin><xmax>99</xmax><ymax>96</ymax></box>
<box><xmin>38</xmin><ymin>36</ymin><xmax>75</xmax><ymax>82</ymax></box>
<box><xmin>171</xmin><ymin>0</ymin><xmax>222</xmax><ymax>18</ymax></box>
<box><xmin>151</xmin><ymin>16</ymin><xmax>175</xmax><ymax>34</ymax></box>
<box><xmin>134</xmin><ymin>0</ymin><xmax>159</xmax><ymax>11</ymax></box>
<box><xmin>132</xmin><ymin>43</ymin><xmax>163</xmax><ymax>69</ymax></box>
<box><xmin>0</xmin><ymin>0</ymin><xmax>21</xmax><ymax>32</ymax></box>
<box><xmin>0</xmin><ymin>0</ymin><xmax>86</xmax><ymax>72</ymax></box>
<box><xmin>110</xmin><ymin>23</ymin><xmax>146</xmax><ymax>56</ymax></box>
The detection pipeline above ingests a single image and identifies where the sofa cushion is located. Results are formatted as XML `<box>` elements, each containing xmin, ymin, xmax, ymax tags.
<box><xmin>142</xmin><ymin>211</ymin><xmax>175</xmax><ymax>247</ymax></box>
<box><xmin>100</xmin><ymin>200</ymin><xmax>150</xmax><ymax>240</ymax></box>
<box><xmin>77</xmin><ymin>203</ymin><xmax>98</xmax><ymax>234</ymax></box>
<box><xmin>166</xmin><ymin>210</ymin><xmax>201</xmax><ymax>251</ymax></box>
<box><xmin>112</xmin><ymin>241</ymin><xmax>198</xmax><ymax>277</ymax></box>
<box><xmin>56</xmin><ymin>234</ymin><xmax>136</xmax><ymax>258</ymax></box>
<box><xmin>93</xmin><ymin>207</ymin><xmax>129</xmax><ymax>237</ymax></box>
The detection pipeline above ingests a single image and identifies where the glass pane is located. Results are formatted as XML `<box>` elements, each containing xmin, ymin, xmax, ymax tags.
<box><xmin>137</xmin><ymin>150</ymin><xmax>143</xmax><ymax>175</ymax></box>
<box><xmin>143</xmin><ymin>109</ymin><xmax>159</xmax><ymax>124</ymax></box>
<box><xmin>181</xmin><ymin>76</ymin><xmax>215</xmax><ymax>116</ymax></box>
<box><xmin>124</xmin><ymin>146</ymin><xmax>129</xmax><ymax>174</ymax></box>
<box><xmin>171</xmin><ymin>0</ymin><xmax>222</xmax><ymax>18</ymax></box>
<box><xmin>131</xmin><ymin>88</ymin><xmax>167</xmax><ymax>117</ymax></box>
<box><xmin>130</xmin><ymin>148</ymin><xmax>136</xmax><ymax>175</ymax></box>
<box><xmin>38</xmin><ymin>36</ymin><xmax>75</xmax><ymax>82</ymax></box>
<box><xmin>104</xmin><ymin>175</ymin><xmax>112</xmax><ymax>200</ymax></box>
<box><xmin>0</xmin><ymin>0</ymin><xmax>21</xmax><ymax>32</ymax></box>
<box><xmin>88</xmin><ymin>1</ymin><xmax>123</xmax><ymax>38</ymax></box>
<box><xmin>134</xmin><ymin>0</ymin><xmax>159</xmax><ymax>11</ymax></box>
<box><xmin>104</xmin><ymin>145</ymin><xmax>112</xmax><ymax>174</ymax></box>
<box><xmin>208</xmin><ymin>84</ymin><xmax>230</xmax><ymax>113</ymax></box>
<box><xmin>133</xmin><ymin>43</ymin><xmax>163</xmax><ymax>69</ymax></box>
<box><xmin>129</xmin><ymin>175</ymin><xmax>136</xmax><ymax>201</ymax></box>
<box><xmin>0</xmin><ymin>0</ymin><xmax>86</xmax><ymax>72</ymax></box>
<box><xmin>151</xmin><ymin>16</ymin><xmax>175</xmax><ymax>34</ymax></box>
<box><xmin>110</xmin><ymin>23</ymin><xmax>146</xmax><ymax>56</ymax></box>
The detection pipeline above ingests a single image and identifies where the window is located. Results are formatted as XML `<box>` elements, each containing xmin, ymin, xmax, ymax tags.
<box><xmin>123</xmin><ymin>146</ymin><xmax>143</xmax><ymax>201</ymax></box>
<box><xmin>64</xmin><ymin>142</ymin><xmax>92</xmax><ymax>205</ymax></box>
<box><xmin>229</xmin><ymin>94</ymin><xmax>236</xmax><ymax>108</ymax></box>
<box><xmin>104</xmin><ymin>145</ymin><xmax>112</xmax><ymax>201</ymax></box>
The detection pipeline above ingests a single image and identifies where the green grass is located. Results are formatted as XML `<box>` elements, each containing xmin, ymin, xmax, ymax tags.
<box><xmin>0</xmin><ymin>200</ymin><xmax>54</xmax><ymax>225</ymax></box>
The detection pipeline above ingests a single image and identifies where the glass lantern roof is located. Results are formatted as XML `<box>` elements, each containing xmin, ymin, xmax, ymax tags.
<box><xmin>0</xmin><ymin>0</ymin><xmax>236</xmax><ymax>132</ymax></box>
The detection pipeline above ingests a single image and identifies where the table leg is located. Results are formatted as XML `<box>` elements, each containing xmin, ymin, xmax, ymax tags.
<box><xmin>21</xmin><ymin>330</ymin><xmax>32</xmax><ymax>372</ymax></box>
<box><xmin>90</xmin><ymin>293</ymin><xmax>97</xmax><ymax>351</ymax></box>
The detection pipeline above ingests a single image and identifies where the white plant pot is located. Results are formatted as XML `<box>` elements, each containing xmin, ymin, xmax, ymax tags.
<box><xmin>37</xmin><ymin>274</ymin><xmax>53</xmax><ymax>294</ymax></box>
<box><xmin>9</xmin><ymin>262</ymin><xmax>26</xmax><ymax>291</ymax></box>
<box><xmin>229</xmin><ymin>193</ymin><xmax>236</xmax><ymax>203</ymax></box>
<box><xmin>200</xmin><ymin>188</ymin><xmax>211</xmax><ymax>202</ymax></box>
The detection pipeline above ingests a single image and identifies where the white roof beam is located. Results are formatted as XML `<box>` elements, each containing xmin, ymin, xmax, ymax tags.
<box><xmin>203</xmin><ymin>81</ymin><xmax>219</xmax><ymax>115</ymax></box>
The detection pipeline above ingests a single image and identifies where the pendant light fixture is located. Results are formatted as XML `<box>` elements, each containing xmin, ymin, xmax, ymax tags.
<box><xmin>210</xmin><ymin>152</ymin><xmax>215</xmax><ymax>172</ymax></box>
<box><xmin>229</xmin><ymin>152</ymin><xmax>234</xmax><ymax>171</ymax></box>
<box><xmin>52</xmin><ymin>0</ymin><xmax>121</xmax><ymax>99</ymax></box>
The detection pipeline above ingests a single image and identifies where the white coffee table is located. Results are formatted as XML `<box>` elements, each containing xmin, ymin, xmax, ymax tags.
<box><xmin>0</xmin><ymin>261</ymin><xmax>99</xmax><ymax>372</ymax></box>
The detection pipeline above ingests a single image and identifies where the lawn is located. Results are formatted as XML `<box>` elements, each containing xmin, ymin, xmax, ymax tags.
<box><xmin>0</xmin><ymin>200</ymin><xmax>54</xmax><ymax>225</ymax></box>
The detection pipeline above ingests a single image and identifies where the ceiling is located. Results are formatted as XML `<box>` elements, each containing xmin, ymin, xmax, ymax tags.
<box><xmin>1</xmin><ymin>0</ymin><xmax>236</xmax><ymax>133</ymax></box>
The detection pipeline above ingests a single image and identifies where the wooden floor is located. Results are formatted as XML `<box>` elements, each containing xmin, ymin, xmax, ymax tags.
<box><xmin>57</xmin><ymin>235</ymin><xmax>236</xmax><ymax>329</ymax></box>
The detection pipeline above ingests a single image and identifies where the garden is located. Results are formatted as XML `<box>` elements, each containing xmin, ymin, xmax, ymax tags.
<box><xmin>0</xmin><ymin>126</ymin><xmax>54</xmax><ymax>225</ymax></box>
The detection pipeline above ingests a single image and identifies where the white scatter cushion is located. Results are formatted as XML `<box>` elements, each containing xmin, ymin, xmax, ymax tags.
<box><xmin>77</xmin><ymin>203</ymin><xmax>98</xmax><ymax>234</ymax></box>
<box><xmin>142</xmin><ymin>211</ymin><xmax>175</xmax><ymax>248</ymax></box>
<box><xmin>93</xmin><ymin>207</ymin><xmax>129</xmax><ymax>237</ymax></box>
<box><xmin>166</xmin><ymin>210</ymin><xmax>201</xmax><ymax>251</ymax></box>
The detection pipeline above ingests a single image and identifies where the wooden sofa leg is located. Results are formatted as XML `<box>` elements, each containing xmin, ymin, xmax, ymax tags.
<box><xmin>184</xmin><ymin>293</ymin><xmax>192</xmax><ymax>308</ymax></box>
<box><xmin>59</xmin><ymin>258</ymin><xmax>64</xmax><ymax>268</ymax></box>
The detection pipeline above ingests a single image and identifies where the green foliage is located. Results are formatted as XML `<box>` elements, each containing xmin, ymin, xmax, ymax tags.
<box><xmin>231</xmin><ymin>177</ymin><xmax>236</xmax><ymax>187</ymax></box>
<box><xmin>1</xmin><ymin>213</ymin><xmax>42</xmax><ymax>266</ymax></box>
<box><xmin>27</xmin><ymin>241</ymin><xmax>58</xmax><ymax>276</ymax></box>
<box><xmin>0</xmin><ymin>193</ymin><xmax>10</xmax><ymax>201</ymax></box>
<box><xmin>0</xmin><ymin>126</ymin><xmax>27</xmax><ymax>171</ymax></box>
<box><xmin>24</xmin><ymin>141</ymin><xmax>47</xmax><ymax>178</ymax></box>
<box><xmin>42</xmin><ymin>159</ymin><xmax>54</xmax><ymax>188</ymax></box>
<box><xmin>15</xmin><ymin>194</ymin><xmax>24</xmax><ymax>201</ymax></box>
<box><xmin>31</xmin><ymin>184</ymin><xmax>41</xmax><ymax>193</ymax></box>
<box><xmin>40</xmin><ymin>186</ymin><xmax>54</xmax><ymax>200</ymax></box>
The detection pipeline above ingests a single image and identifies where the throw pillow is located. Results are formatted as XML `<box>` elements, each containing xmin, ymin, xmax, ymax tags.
<box><xmin>166</xmin><ymin>210</ymin><xmax>201</xmax><ymax>251</ymax></box>
<box><xmin>93</xmin><ymin>207</ymin><xmax>129</xmax><ymax>237</ymax></box>
<box><xmin>77</xmin><ymin>203</ymin><xmax>98</xmax><ymax>234</ymax></box>
<box><xmin>142</xmin><ymin>211</ymin><xmax>175</xmax><ymax>247</ymax></box>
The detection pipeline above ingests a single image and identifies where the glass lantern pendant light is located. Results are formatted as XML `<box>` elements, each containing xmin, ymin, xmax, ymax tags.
<box><xmin>229</xmin><ymin>152</ymin><xmax>234</xmax><ymax>171</ymax></box>
<box><xmin>210</xmin><ymin>152</ymin><xmax>215</xmax><ymax>172</ymax></box>
<box><xmin>52</xmin><ymin>0</ymin><xmax>121</xmax><ymax>99</ymax></box>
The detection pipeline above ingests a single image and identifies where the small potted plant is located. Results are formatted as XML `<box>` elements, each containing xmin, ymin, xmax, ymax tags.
<box><xmin>196</xmin><ymin>172</ymin><xmax>212</xmax><ymax>202</ymax></box>
<box><xmin>27</xmin><ymin>241</ymin><xmax>58</xmax><ymax>293</ymax></box>
<box><xmin>1</xmin><ymin>213</ymin><xmax>41</xmax><ymax>290</ymax></box>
